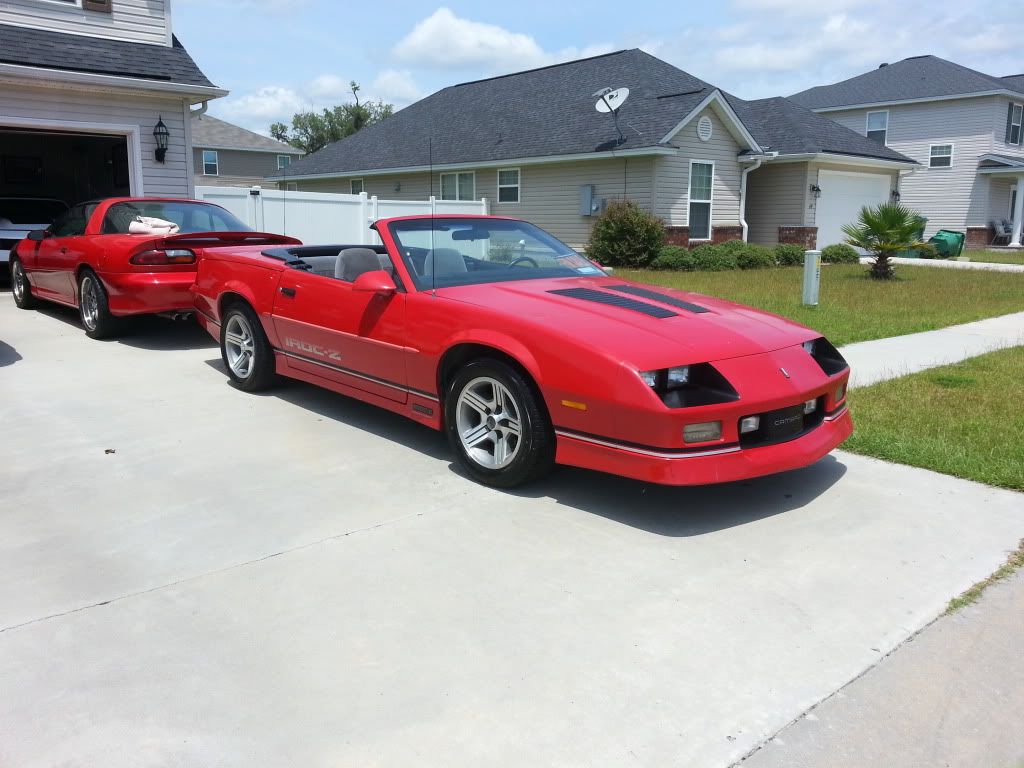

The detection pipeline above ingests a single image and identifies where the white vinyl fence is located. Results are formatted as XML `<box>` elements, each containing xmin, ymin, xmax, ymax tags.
<box><xmin>194</xmin><ymin>186</ymin><xmax>488</xmax><ymax>245</ymax></box>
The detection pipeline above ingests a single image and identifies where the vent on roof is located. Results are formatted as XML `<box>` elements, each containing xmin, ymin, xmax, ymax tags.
<box><xmin>606</xmin><ymin>284</ymin><xmax>710</xmax><ymax>313</ymax></box>
<box><xmin>878</xmin><ymin>62</ymin><xmax>888</xmax><ymax>68</ymax></box>
<box><xmin>548</xmin><ymin>287</ymin><xmax>677</xmax><ymax>318</ymax></box>
<box><xmin>656</xmin><ymin>88</ymin><xmax>706</xmax><ymax>99</ymax></box>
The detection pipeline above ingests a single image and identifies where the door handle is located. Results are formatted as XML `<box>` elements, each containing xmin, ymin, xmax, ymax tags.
<box><xmin>279</xmin><ymin>286</ymin><xmax>296</xmax><ymax>297</ymax></box>
<box><xmin>60</xmin><ymin>248</ymin><xmax>67</xmax><ymax>254</ymax></box>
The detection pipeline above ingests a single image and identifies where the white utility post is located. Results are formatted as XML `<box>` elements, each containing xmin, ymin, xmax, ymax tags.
<box><xmin>802</xmin><ymin>249</ymin><xmax>821</xmax><ymax>306</ymax></box>
<box><xmin>1011</xmin><ymin>178</ymin><xmax>1024</xmax><ymax>247</ymax></box>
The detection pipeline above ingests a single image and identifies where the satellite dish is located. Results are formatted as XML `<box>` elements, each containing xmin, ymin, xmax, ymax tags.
<box><xmin>594</xmin><ymin>87</ymin><xmax>630</xmax><ymax>113</ymax></box>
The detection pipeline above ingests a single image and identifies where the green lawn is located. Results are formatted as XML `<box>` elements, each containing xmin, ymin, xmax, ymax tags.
<box><xmin>843</xmin><ymin>347</ymin><xmax>1024</xmax><ymax>491</ymax></box>
<box><xmin>961</xmin><ymin>249</ymin><xmax>1024</xmax><ymax>265</ymax></box>
<box><xmin>620</xmin><ymin>264</ymin><xmax>1024</xmax><ymax>346</ymax></box>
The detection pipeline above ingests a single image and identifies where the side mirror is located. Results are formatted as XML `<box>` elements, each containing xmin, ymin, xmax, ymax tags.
<box><xmin>26</xmin><ymin>229</ymin><xmax>49</xmax><ymax>241</ymax></box>
<box><xmin>352</xmin><ymin>269</ymin><xmax>396</xmax><ymax>295</ymax></box>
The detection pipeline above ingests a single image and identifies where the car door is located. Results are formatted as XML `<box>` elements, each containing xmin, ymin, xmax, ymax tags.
<box><xmin>271</xmin><ymin>262</ymin><xmax>409</xmax><ymax>403</ymax></box>
<box><xmin>33</xmin><ymin>203</ymin><xmax>93</xmax><ymax>302</ymax></box>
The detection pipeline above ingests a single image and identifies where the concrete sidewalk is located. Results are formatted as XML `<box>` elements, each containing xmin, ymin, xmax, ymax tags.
<box><xmin>839</xmin><ymin>311</ymin><xmax>1024</xmax><ymax>388</ymax></box>
<box><xmin>858</xmin><ymin>256</ymin><xmax>1024</xmax><ymax>273</ymax></box>
<box><xmin>741</xmin><ymin>569</ymin><xmax>1024</xmax><ymax>768</ymax></box>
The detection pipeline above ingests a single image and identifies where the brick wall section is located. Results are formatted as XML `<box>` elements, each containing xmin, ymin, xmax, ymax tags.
<box><xmin>665</xmin><ymin>226</ymin><xmax>690</xmax><ymax>248</ymax></box>
<box><xmin>778</xmin><ymin>226</ymin><xmax>818</xmax><ymax>250</ymax></box>
<box><xmin>712</xmin><ymin>226</ymin><xmax>743</xmax><ymax>244</ymax></box>
<box><xmin>966</xmin><ymin>226</ymin><xmax>993</xmax><ymax>248</ymax></box>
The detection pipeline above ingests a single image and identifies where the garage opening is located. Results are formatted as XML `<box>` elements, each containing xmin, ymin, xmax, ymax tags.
<box><xmin>0</xmin><ymin>127</ymin><xmax>131</xmax><ymax>208</ymax></box>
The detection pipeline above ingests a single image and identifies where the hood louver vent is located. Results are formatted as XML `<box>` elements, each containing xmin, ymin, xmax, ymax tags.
<box><xmin>605</xmin><ymin>284</ymin><xmax>710</xmax><ymax>313</ymax></box>
<box><xmin>547</xmin><ymin>287</ymin><xmax>677</xmax><ymax>319</ymax></box>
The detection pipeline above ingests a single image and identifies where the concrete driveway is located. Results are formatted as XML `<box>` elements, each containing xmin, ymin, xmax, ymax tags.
<box><xmin>1</xmin><ymin>298</ymin><xmax>1022</xmax><ymax>768</ymax></box>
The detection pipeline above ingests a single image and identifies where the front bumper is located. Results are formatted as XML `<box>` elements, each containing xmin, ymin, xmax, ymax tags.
<box><xmin>555</xmin><ymin>406</ymin><xmax>852</xmax><ymax>485</ymax></box>
<box><xmin>100</xmin><ymin>270</ymin><xmax>197</xmax><ymax>315</ymax></box>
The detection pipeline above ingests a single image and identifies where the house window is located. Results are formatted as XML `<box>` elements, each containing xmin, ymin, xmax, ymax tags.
<box><xmin>1008</xmin><ymin>103</ymin><xmax>1023</xmax><ymax>146</ymax></box>
<box><xmin>688</xmin><ymin>161</ymin><xmax>714</xmax><ymax>240</ymax></box>
<box><xmin>929</xmin><ymin>144</ymin><xmax>953</xmax><ymax>168</ymax></box>
<box><xmin>440</xmin><ymin>171</ymin><xmax>475</xmax><ymax>201</ymax></box>
<box><xmin>277</xmin><ymin>155</ymin><xmax>292</xmax><ymax>170</ymax></box>
<box><xmin>350</xmin><ymin>178</ymin><xmax>364</xmax><ymax>195</ymax></box>
<box><xmin>202</xmin><ymin>150</ymin><xmax>218</xmax><ymax>176</ymax></box>
<box><xmin>286</xmin><ymin>182</ymin><xmax>298</xmax><ymax>192</ymax></box>
<box><xmin>866</xmin><ymin>110</ymin><xmax>888</xmax><ymax>144</ymax></box>
<box><xmin>497</xmin><ymin>168</ymin><xmax>520</xmax><ymax>203</ymax></box>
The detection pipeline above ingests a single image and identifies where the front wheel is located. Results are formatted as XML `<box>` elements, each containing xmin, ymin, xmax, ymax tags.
<box><xmin>10</xmin><ymin>259</ymin><xmax>38</xmax><ymax>309</ymax></box>
<box><xmin>445</xmin><ymin>358</ymin><xmax>555</xmax><ymax>488</ymax></box>
<box><xmin>78</xmin><ymin>269</ymin><xmax>119</xmax><ymax>339</ymax></box>
<box><xmin>220</xmin><ymin>303</ymin><xmax>276</xmax><ymax>391</ymax></box>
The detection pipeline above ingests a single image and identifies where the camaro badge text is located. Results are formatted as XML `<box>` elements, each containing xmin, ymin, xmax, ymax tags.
<box><xmin>779</xmin><ymin>367</ymin><xmax>791</xmax><ymax>379</ymax></box>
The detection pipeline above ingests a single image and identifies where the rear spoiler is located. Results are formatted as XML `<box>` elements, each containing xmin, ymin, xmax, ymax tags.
<box><xmin>161</xmin><ymin>231</ymin><xmax>302</xmax><ymax>248</ymax></box>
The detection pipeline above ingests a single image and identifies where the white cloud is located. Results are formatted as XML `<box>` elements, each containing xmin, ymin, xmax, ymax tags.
<box><xmin>307</xmin><ymin>74</ymin><xmax>354</xmax><ymax>101</ymax></box>
<box><xmin>392</xmin><ymin>7</ymin><xmax>613</xmax><ymax>73</ymax></box>
<box><xmin>370</xmin><ymin>70</ymin><xmax>422</xmax><ymax>106</ymax></box>
<box><xmin>215</xmin><ymin>85</ymin><xmax>307</xmax><ymax>130</ymax></box>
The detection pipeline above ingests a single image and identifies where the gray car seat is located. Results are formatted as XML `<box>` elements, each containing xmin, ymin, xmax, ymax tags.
<box><xmin>423</xmin><ymin>248</ymin><xmax>467</xmax><ymax>277</ymax></box>
<box><xmin>337</xmin><ymin>247</ymin><xmax>384</xmax><ymax>282</ymax></box>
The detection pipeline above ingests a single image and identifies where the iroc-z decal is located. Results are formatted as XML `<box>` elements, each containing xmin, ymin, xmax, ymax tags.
<box><xmin>284</xmin><ymin>337</ymin><xmax>342</xmax><ymax>361</ymax></box>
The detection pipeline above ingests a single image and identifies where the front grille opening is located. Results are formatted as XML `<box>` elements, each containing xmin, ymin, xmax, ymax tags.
<box><xmin>738</xmin><ymin>397</ymin><xmax>826</xmax><ymax>449</ymax></box>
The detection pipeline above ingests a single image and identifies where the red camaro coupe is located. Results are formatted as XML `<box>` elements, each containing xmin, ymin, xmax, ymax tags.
<box><xmin>193</xmin><ymin>215</ymin><xmax>852</xmax><ymax>488</ymax></box>
<box><xmin>9</xmin><ymin>197</ymin><xmax>298</xmax><ymax>338</ymax></box>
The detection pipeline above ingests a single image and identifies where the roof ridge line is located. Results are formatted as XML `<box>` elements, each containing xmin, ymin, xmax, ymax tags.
<box><xmin>443</xmin><ymin>48</ymin><xmax>636</xmax><ymax>89</ymax></box>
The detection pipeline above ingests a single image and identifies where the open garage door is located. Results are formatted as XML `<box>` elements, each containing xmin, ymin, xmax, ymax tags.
<box><xmin>815</xmin><ymin>170</ymin><xmax>891</xmax><ymax>249</ymax></box>
<box><xmin>0</xmin><ymin>128</ymin><xmax>130</xmax><ymax>208</ymax></box>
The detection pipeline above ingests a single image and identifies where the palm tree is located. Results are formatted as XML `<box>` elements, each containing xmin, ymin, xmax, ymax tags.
<box><xmin>841</xmin><ymin>203</ymin><xmax>926</xmax><ymax>280</ymax></box>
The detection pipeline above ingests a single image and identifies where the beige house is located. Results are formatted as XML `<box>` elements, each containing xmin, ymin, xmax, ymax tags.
<box><xmin>792</xmin><ymin>56</ymin><xmax>1024</xmax><ymax>247</ymax></box>
<box><xmin>271</xmin><ymin>50</ymin><xmax>914</xmax><ymax>250</ymax></box>
<box><xmin>192</xmin><ymin>114</ymin><xmax>302</xmax><ymax>189</ymax></box>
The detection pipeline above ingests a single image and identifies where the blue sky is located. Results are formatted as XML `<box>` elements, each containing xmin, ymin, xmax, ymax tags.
<box><xmin>173</xmin><ymin>0</ymin><xmax>1023</xmax><ymax>134</ymax></box>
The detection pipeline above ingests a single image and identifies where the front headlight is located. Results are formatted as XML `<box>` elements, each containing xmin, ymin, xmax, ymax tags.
<box><xmin>637</xmin><ymin>363</ymin><xmax>739</xmax><ymax>408</ymax></box>
<box><xmin>801</xmin><ymin>337</ymin><xmax>848</xmax><ymax>376</ymax></box>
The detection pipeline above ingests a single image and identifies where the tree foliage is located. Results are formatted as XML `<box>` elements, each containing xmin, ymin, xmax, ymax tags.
<box><xmin>270</xmin><ymin>82</ymin><xmax>393</xmax><ymax>155</ymax></box>
<box><xmin>841</xmin><ymin>203</ymin><xmax>926</xmax><ymax>280</ymax></box>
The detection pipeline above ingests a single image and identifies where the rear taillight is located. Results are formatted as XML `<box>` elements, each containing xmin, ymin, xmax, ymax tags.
<box><xmin>130</xmin><ymin>248</ymin><xmax>196</xmax><ymax>265</ymax></box>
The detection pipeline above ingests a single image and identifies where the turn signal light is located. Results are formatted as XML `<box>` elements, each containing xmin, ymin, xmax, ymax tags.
<box><xmin>130</xmin><ymin>248</ymin><xmax>196</xmax><ymax>265</ymax></box>
<box><xmin>683</xmin><ymin>421</ymin><xmax>722</xmax><ymax>444</ymax></box>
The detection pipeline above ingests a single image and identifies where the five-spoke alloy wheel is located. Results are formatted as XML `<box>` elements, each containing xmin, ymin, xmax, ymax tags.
<box><xmin>10</xmin><ymin>259</ymin><xmax>37</xmax><ymax>309</ymax></box>
<box><xmin>77</xmin><ymin>269</ymin><xmax>118</xmax><ymax>339</ymax></box>
<box><xmin>220</xmin><ymin>303</ymin><xmax>276</xmax><ymax>391</ymax></box>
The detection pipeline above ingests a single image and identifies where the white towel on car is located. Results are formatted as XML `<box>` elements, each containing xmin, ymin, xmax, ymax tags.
<box><xmin>128</xmin><ymin>216</ymin><xmax>180</xmax><ymax>235</ymax></box>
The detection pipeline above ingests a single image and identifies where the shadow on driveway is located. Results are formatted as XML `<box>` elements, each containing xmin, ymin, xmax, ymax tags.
<box><xmin>204</xmin><ymin>358</ymin><xmax>848</xmax><ymax>537</ymax></box>
<box><xmin>0</xmin><ymin>339</ymin><xmax>22</xmax><ymax>367</ymax></box>
<box><xmin>33</xmin><ymin>304</ymin><xmax>216</xmax><ymax>352</ymax></box>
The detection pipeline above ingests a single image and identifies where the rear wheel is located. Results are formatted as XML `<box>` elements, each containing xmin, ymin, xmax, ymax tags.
<box><xmin>221</xmin><ymin>303</ymin><xmax>276</xmax><ymax>391</ymax></box>
<box><xmin>445</xmin><ymin>358</ymin><xmax>554</xmax><ymax>488</ymax></box>
<box><xmin>78</xmin><ymin>269</ymin><xmax>119</xmax><ymax>339</ymax></box>
<box><xmin>10</xmin><ymin>259</ymin><xmax>37</xmax><ymax>309</ymax></box>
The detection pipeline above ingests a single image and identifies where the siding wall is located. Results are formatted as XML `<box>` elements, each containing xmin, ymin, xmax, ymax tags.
<box><xmin>655</xmin><ymin>106</ymin><xmax>743</xmax><ymax>226</ymax></box>
<box><xmin>295</xmin><ymin>156</ymin><xmax>656</xmax><ymax>248</ymax></box>
<box><xmin>0</xmin><ymin>83</ymin><xmax>191</xmax><ymax>197</ymax></box>
<box><xmin>194</xmin><ymin>148</ymin><xmax>294</xmax><ymax>188</ymax></box>
<box><xmin>0</xmin><ymin>0</ymin><xmax>170</xmax><ymax>46</ymax></box>
<box><xmin>824</xmin><ymin>97</ymin><xmax>1010</xmax><ymax>235</ymax></box>
<box><xmin>745</xmin><ymin>162</ymin><xmax>810</xmax><ymax>245</ymax></box>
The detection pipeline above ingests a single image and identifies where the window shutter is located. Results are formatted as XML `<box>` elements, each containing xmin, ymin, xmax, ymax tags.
<box><xmin>1007</xmin><ymin>103</ymin><xmax>1015</xmax><ymax>144</ymax></box>
<box><xmin>83</xmin><ymin>0</ymin><xmax>113</xmax><ymax>12</ymax></box>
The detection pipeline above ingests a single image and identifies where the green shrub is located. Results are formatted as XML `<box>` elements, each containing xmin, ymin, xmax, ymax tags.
<box><xmin>736</xmin><ymin>243</ymin><xmax>777</xmax><ymax>270</ymax></box>
<box><xmin>691</xmin><ymin>244</ymin><xmax>737</xmax><ymax>271</ymax></box>
<box><xmin>820</xmin><ymin>243</ymin><xmax>860</xmax><ymax>264</ymax></box>
<box><xmin>914</xmin><ymin>243</ymin><xmax>941</xmax><ymax>259</ymax></box>
<box><xmin>774</xmin><ymin>243</ymin><xmax>806</xmax><ymax>266</ymax></box>
<box><xmin>651</xmin><ymin>245</ymin><xmax>696</xmax><ymax>271</ymax></box>
<box><xmin>586</xmin><ymin>199</ymin><xmax>665</xmax><ymax>268</ymax></box>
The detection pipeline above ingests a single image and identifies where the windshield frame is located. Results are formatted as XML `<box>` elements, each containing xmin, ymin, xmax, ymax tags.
<box><xmin>384</xmin><ymin>217</ymin><xmax>605</xmax><ymax>291</ymax></box>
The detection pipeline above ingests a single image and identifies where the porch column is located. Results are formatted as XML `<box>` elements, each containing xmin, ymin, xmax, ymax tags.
<box><xmin>1012</xmin><ymin>176</ymin><xmax>1024</xmax><ymax>247</ymax></box>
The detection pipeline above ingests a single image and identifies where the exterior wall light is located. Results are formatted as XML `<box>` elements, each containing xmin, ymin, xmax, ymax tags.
<box><xmin>890</xmin><ymin>189</ymin><xmax>901</xmax><ymax>202</ymax></box>
<box><xmin>809</xmin><ymin>184</ymin><xmax>822</xmax><ymax>199</ymax></box>
<box><xmin>153</xmin><ymin>116</ymin><xmax>170</xmax><ymax>163</ymax></box>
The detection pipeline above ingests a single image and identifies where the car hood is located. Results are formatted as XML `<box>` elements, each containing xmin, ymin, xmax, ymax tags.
<box><xmin>437</xmin><ymin>276</ymin><xmax>818</xmax><ymax>367</ymax></box>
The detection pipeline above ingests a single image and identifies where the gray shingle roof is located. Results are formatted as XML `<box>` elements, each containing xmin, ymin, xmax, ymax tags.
<box><xmin>731</xmin><ymin>96</ymin><xmax>912</xmax><ymax>162</ymax></box>
<box><xmin>192</xmin><ymin>114</ymin><xmax>302</xmax><ymax>153</ymax></box>
<box><xmin>1003</xmin><ymin>74</ymin><xmax>1024</xmax><ymax>93</ymax></box>
<box><xmin>790</xmin><ymin>55</ymin><xmax>1024</xmax><ymax>109</ymax></box>
<box><xmin>0</xmin><ymin>23</ymin><xmax>217</xmax><ymax>89</ymax></box>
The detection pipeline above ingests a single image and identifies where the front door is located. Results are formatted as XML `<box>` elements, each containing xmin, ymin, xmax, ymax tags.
<box><xmin>271</xmin><ymin>269</ymin><xmax>409</xmax><ymax>403</ymax></box>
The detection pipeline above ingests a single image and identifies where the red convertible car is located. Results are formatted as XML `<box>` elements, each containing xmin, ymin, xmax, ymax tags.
<box><xmin>9</xmin><ymin>197</ymin><xmax>298</xmax><ymax>338</ymax></box>
<box><xmin>193</xmin><ymin>215</ymin><xmax>852</xmax><ymax>488</ymax></box>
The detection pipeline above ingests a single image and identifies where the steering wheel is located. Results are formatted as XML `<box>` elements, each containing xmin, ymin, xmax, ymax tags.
<box><xmin>509</xmin><ymin>256</ymin><xmax>538</xmax><ymax>268</ymax></box>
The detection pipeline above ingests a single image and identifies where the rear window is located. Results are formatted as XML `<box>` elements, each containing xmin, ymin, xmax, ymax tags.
<box><xmin>102</xmin><ymin>201</ymin><xmax>250</xmax><ymax>234</ymax></box>
<box><xmin>0</xmin><ymin>199</ymin><xmax>68</xmax><ymax>225</ymax></box>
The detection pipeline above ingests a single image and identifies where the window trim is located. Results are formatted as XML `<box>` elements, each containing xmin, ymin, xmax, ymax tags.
<box><xmin>687</xmin><ymin>159</ymin><xmax>714</xmax><ymax>241</ymax></box>
<box><xmin>202</xmin><ymin>149</ymin><xmax>219</xmax><ymax>176</ymax></box>
<box><xmin>350</xmin><ymin>178</ymin><xmax>364</xmax><ymax>195</ymax></box>
<box><xmin>865</xmin><ymin>109</ymin><xmax>889</xmax><ymax>145</ymax></box>
<box><xmin>440</xmin><ymin>170</ymin><xmax>476</xmax><ymax>201</ymax></box>
<box><xmin>276</xmin><ymin>155</ymin><xmax>292</xmax><ymax>170</ymax></box>
<box><xmin>928</xmin><ymin>143</ymin><xmax>954</xmax><ymax>169</ymax></box>
<box><xmin>285</xmin><ymin>182</ymin><xmax>298</xmax><ymax>192</ymax></box>
<box><xmin>1009</xmin><ymin>102</ymin><xmax>1023</xmax><ymax>146</ymax></box>
<box><xmin>496</xmin><ymin>167</ymin><xmax>520</xmax><ymax>204</ymax></box>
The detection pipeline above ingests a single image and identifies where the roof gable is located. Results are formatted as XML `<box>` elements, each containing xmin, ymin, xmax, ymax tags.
<box><xmin>192</xmin><ymin>115</ymin><xmax>302</xmax><ymax>154</ymax></box>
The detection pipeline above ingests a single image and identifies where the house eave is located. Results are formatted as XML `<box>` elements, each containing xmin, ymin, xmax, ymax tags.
<box><xmin>0</xmin><ymin>62</ymin><xmax>228</xmax><ymax>103</ymax></box>
<box><xmin>268</xmin><ymin>146</ymin><xmax>678</xmax><ymax>182</ymax></box>
<box><xmin>764</xmin><ymin>152</ymin><xmax>917</xmax><ymax>170</ymax></box>
<box><xmin>808</xmin><ymin>90</ymin><xmax>1022</xmax><ymax>113</ymax></box>
<box><xmin>194</xmin><ymin>144</ymin><xmax>303</xmax><ymax>155</ymax></box>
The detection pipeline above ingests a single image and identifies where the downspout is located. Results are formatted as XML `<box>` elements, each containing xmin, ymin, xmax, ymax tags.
<box><xmin>190</xmin><ymin>100</ymin><xmax>209</xmax><ymax>117</ymax></box>
<box><xmin>739</xmin><ymin>156</ymin><xmax>764</xmax><ymax>243</ymax></box>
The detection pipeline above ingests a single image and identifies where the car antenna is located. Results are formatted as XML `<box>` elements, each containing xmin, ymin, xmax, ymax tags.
<box><xmin>429</xmin><ymin>131</ymin><xmax>436</xmax><ymax>297</ymax></box>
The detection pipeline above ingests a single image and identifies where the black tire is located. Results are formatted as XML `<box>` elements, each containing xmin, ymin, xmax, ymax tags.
<box><xmin>445</xmin><ymin>358</ymin><xmax>555</xmax><ymax>488</ymax></box>
<box><xmin>220</xmin><ymin>302</ymin><xmax>277</xmax><ymax>391</ymax></box>
<box><xmin>10</xmin><ymin>259</ymin><xmax>38</xmax><ymax>309</ymax></box>
<box><xmin>78</xmin><ymin>269</ymin><xmax>120</xmax><ymax>339</ymax></box>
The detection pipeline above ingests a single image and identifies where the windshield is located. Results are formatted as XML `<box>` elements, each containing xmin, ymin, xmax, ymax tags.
<box><xmin>0</xmin><ymin>199</ymin><xmax>68</xmax><ymax>225</ymax></box>
<box><xmin>102</xmin><ymin>201</ymin><xmax>251</xmax><ymax>234</ymax></box>
<box><xmin>387</xmin><ymin>218</ymin><xmax>605</xmax><ymax>289</ymax></box>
